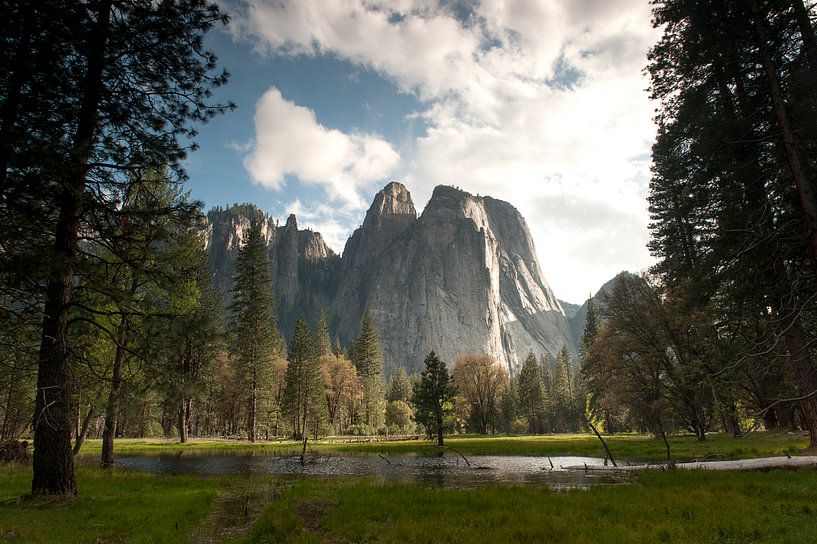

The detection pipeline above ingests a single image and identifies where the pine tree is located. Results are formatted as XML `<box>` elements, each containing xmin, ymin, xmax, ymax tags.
<box><xmin>229</xmin><ymin>220</ymin><xmax>282</xmax><ymax>442</ymax></box>
<box><xmin>313</xmin><ymin>309</ymin><xmax>331</xmax><ymax>357</ymax></box>
<box><xmin>1</xmin><ymin>0</ymin><xmax>232</xmax><ymax>496</ymax></box>
<box><xmin>283</xmin><ymin>316</ymin><xmax>326</xmax><ymax>446</ymax></box>
<box><xmin>386</xmin><ymin>368</ymin><xmax>413</xmax><ymax>403</ymax></box>
<box><xmin>517</xmin><ymin>351</ymin><xmax>547</xmax><ymax>434</ymax></box>
<box><xmin>553</xmin><ymin>345</ymin><xmax>574</xmax><ymax>432</ymax></box>
<box><xmin>411</xmin><ymin>351</ymin><xmax>455</xmax><ymax>446</ymax></box>
<box><xmin>352</xmin><ymin>311</ymin><xmax>384</xmax><ymax>428</ymax></box>
<box><xmin>332</xmin><ymin>336</ymin><xmax>346</xmax><ymax>358</ymax></box>
<box><xmin>647</xmin><ymin>0</ymin><xmax>817</xmax><ymax>445</ymax></box>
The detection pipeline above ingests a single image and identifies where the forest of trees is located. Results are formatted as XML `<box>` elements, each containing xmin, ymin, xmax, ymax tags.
<box><xmin>2</xmin><ymin>0</ymin><xmax>816</xmax><ymax>498</ymax></box>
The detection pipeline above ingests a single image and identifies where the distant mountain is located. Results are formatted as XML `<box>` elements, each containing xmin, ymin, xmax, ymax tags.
<box><xmin>558</xmin><ymin>300</ymin><xmax>582</xmax><ymax>319</ymax></box>
<box><xmin>568</xmin><ymin>271</ymin><xmax>634</xmax><ymax>341</ymax></box>
<box><xmin>205</xmin><ymin>182</ymin><xmax>578</xmax><ymax>375</ymax></box>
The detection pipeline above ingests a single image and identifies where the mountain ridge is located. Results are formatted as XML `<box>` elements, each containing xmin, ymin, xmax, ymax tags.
<box><xmin>205</xmin><ymin>183</ymin><xmax>606</xmax><ymax>375</ymax></box>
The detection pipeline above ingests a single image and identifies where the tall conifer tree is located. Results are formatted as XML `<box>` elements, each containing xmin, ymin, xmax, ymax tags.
<box><xmin>229</xmin><ymin>220</ymin><xmax>282</xmax><ymax>442</ymax></box>
<box><xmin>283</xmin><ymin>316</ymin><xmax>326</xmax><ymax>444</ymax></box>
<box><xmin>352</xmin><ymin>311</ymin><xmax>384</xmax><ymax>427</ymax></box>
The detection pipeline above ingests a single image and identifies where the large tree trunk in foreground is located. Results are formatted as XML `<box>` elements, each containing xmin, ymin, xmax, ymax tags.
<box><xmin>31</xmin><ymin>0</ymin><xmax>112</xmax><ymax>496</ymax></box>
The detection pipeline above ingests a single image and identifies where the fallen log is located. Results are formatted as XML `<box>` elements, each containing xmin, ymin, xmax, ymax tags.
<box><xmin>561</xmin><ymin>455</ymin><xmax>817</xmax><ymax>472</ymax></box>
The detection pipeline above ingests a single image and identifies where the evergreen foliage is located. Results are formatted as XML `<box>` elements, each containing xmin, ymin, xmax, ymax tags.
<box><xmin>645</xmin><ymin>0</ymin><xmax>817</xmax><ymax>445</ymax></box>
<box><xmin>313</xmin><ymin>309</ymin><xmax>331</xmax><ymax>357</ymax></box>
<box><xmin>352</xmin><ymin>311</ymin><xmax>384</xmax><ymax>427</ymax></box>
<box><xmin>516</xmin><ymin>351</ymin><xmax>548</xmax><ymax>433</ymax></box>
<box><xmin>412</xmin><ymin>351</ymin><xmax>455</xmax><ymax>446</ymax></box>
<box><xmin>228</xmin><ymin>220</ymin><xmax>284</xmax><ymax>442</ymax></box>
<box><xmin>283</xmin><ymin>316</ymin><xmax>326</xmax><ymax>440</ymax></box>
<box><xmin>386</xmin><ymin>368</ymin><xmax>413</xmax><ymax>403</ymax></box>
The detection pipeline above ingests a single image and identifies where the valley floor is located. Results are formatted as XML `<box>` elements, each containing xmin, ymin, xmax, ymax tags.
<box><xmin>1</xmin><ymin>432</ymin><xmax>814</xmax><ymax>543</ymax></box>
<box><xmin>76</xmin><ymin>429</ymin><xmax>809</xmax><ymax>462</ymax></box>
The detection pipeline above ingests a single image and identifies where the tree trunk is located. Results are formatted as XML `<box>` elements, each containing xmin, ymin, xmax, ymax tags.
<box><xmin>185</xmin><ymin>397</ymin><xmax>192</xmax><ymax>438</ymax></box>
<box><xmin>248</xmin><ymin>371</ymin><xmax>257</xmax><ymax>442</ymax></box>
<box><xmin>753</xmin><ymin>7</ymin><xmax>817</xmax><ymax>277</ymax></box>
<box><xmin>436</xmin><ymin>415</ymin><xmax>444</xmax><ymax>447</ymax></box>
<box><xmin>101</xmin><ymin>311</ymin><xmax>130</xmax><ymax>468</ymax></box>
<box><xmin>791</xmin><ymin>0</ymin><xmax>817</xmax><ymax>77</ymax></box>
<box><xmin>177</xmin><ymin>399</ymin><xmax>188</xmax><ymax>443</ymax></box>
<box><xmin>73</xmin><ymin>405</ymin><xmax>95</xmax><ymax>456</ymax></box>
<box><xmin>31</xmin><ymin>0</ymin><xmax>112</xmax><ymax>497</ymax></box>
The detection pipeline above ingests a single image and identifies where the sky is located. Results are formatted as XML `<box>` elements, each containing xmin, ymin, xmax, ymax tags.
<box><xmin>184</xmin><ymin>0</ymin><xmax>663</xmax><ymax>304</ymax></box>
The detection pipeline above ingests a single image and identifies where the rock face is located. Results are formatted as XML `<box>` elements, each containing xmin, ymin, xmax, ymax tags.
<box><xmin>205</xmin><ymin>183</ymin><xmax>577</xmax><ymax>375</ymax></box>
<box><xmin>205</xmin><ymin>204</ymin><xmax>340</xmax><ymax>338</ymax></box>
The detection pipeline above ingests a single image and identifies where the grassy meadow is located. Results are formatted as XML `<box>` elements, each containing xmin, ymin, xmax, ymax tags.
<box><xmin>1</xmin><ymin>464</ymin><xmax>816</xmax><ymax>543</ymax></box>
<box><xmin>1</xmin><ymin>431</ymin><xmax>814</xmax><ymax>543</ymax></box>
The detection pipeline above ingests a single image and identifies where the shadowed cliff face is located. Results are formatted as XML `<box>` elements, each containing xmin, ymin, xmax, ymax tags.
<box><xmin>205</xmin><ymin>205</ymin><xmax>340</xmax><ymax>339</ymax></box>
<box><xmin>205</xmin><ymin>183</ymin><xmax>577</xmax><ymax>375</ymax></box>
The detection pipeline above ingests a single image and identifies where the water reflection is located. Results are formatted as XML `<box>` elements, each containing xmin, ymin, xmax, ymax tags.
<box><xmin>113</xmin><ymin>453</ymin><xmax>629</xmax><ymax>488</ymax></box>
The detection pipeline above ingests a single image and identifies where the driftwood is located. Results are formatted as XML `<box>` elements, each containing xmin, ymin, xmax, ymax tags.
<box><xmin>562</xmin><ymin>455</ymin><xmax>817</xmax><ymax>472</ymax></box>
<box><xmin>0</xmin><ymin>440</ymin><xmax>29</xmax><ymax>463</ymax></box>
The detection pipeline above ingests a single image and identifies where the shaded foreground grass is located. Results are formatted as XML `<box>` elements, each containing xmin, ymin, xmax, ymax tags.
<box><xmin>1</xmin><ymin>463</ymin><xmax>816</xmax><ymax>543</ymax></box>
<box><xmin>245</xmin><ymin>470</ymin><xmax>817</xmax><ymax>544</ymax></box>
<box><xmin>77</xmin><ymin>430</ymin><xmax>809</xmax><ymax>462</ymax></box>
<box><xmin>0</xmin><ymin>464</ymin><xmax>222</xmax><ymax>543</ymax></box>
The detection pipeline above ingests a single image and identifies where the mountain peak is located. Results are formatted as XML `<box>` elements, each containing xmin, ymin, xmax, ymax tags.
<box><xmin>367</xmin><ymin>181</ymin><xmax>416</xmax><ymax>219</ymax></box>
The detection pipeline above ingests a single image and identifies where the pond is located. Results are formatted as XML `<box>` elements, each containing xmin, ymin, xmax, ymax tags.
<box><xmin>114</xmin><ymin>452</ymin><xmax>629</xmax><ymax>488</ymax></box>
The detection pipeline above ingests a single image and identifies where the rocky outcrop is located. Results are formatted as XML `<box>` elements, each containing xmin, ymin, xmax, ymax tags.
<box><xmin>333</xmin><ymin>185</ymin><xmax>574</xmax><ymax>375</ymax></box>
<box><xmin>206</xmin><ymin>183</ymin><xmax>578</xmax><ymax>375</ymax></box>
<box><xmin>205</xmin><ymin>204</ymin><xmax>340</xmax><ymax>338</ymax></box>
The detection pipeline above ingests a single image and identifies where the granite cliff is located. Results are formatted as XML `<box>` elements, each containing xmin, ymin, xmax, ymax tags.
<box><xmin>205</xmin><ymin>183</ymin><xmax>577</xmax><ymax>375</ymax></box>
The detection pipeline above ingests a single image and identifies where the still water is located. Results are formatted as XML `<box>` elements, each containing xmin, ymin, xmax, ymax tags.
<box><xmin>115</xmin><ymin>452</ymin><xmax>628</xmax><ymax>488</ymax></box>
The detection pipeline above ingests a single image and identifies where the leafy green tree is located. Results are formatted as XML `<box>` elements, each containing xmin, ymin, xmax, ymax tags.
<box><xmin>229</xmin><ymin>220</ymin><xmax>284</xmax><ymax>442</ymax></box>
<box><xmin>452</xmin><ymin>354</ymin><xmax>509</xmax><ymax>434</ymax></box>
<box><xmin>283</xmin><ymin>316</ymin><xmax>326</xmax><ymax>443</ymax></box>
<box><xmin>386</xmin><ymin>368</ymin><xmax>413</xmax><ymax>403</ymax></box>
<box><xmin>517</xmin><ymin>351</ymin><xmax>547</xmax><ymax>434</ymax></box>
<box><xmin>352</xmin><ymin>311</ymin><xmax>384</xmax><ymax>427</ymax></box>
<box><xmin>319</xmin><ymin>353</ymin><xmax>360</xmax><ymax>434</ymax></box>
<box><xmin>0</xmin><ymin>0</ymin><xmax>232</xmax><ymax>496</ymax></box>
<box><xmin>385</xmin><ymin>400</ymin><xmax>414</xmax><ymax>431</ymax></box>
<box><xmin>412</xmin><ymin>351</ymin><xmax>455</xmax><ymax>446</ymax></box>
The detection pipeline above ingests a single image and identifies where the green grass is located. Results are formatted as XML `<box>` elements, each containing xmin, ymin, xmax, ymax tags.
<box><xmin>2</xmin><ymin>461</ymin><xmax>816</xmax><ymax>543</ymax></box>
<box><xmin>0</xmin><ymin>464</ymin><xmax>223</xmax><ymax>543</ymax></box>
<box><xmin>241</xmin><ymin>470</ymin><xmax>817</xmax><ymax>543</ymax></box>
<box><xmin>76</xmin><ymin>430</ymin><xmax>810</xmax><ymax>462</ymax></box>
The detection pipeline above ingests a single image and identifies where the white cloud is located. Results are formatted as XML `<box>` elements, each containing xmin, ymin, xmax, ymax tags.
<box><xmin>244</xmin><ymin>87</ymin><xmax>400</xmax><ymax>210</ymax></box>
<box><xmin>232</xmin><ymin>0</ymin><xmax>662</xmax><ymax>302</ymax></box>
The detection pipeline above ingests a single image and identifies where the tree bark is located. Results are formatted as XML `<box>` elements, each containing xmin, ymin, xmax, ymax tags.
<box><xmin>177</xmin><ymin>399</ymin><xmax>188</xmax><ymax>443</ymax></box>
<box><xmin>791</xmin><ymin>0</ymin><xmax>817</xmax><ymax>77</ymax></box>
<box><xmin>436</xmin><ymin>414</ymin><xmax>444</xmax><ymax>447</ymax></box>
<box><xmin>753</xmin><ymin>7</ymin><xmax>817</xmax><ymax>278</ymax></box>
<box><xmin>101</xmin><ymin>305</ymin><xmax>132</xmax><ymax>467</ymax></box>
<box><xmin>31</xmin><ymin>0</ymin><xmax>112</xmax><ymax>497</ymax></box>
<box><xmin>248</xmin><ymin>370</ymin><xmax>257</xmax><ymax>442</ymax></box>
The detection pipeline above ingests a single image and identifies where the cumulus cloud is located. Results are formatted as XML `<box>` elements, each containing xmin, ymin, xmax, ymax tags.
<box><xmin>244</xmin><ymin>87</ymin><xmax>400</xmax><ymax>210</ymax></box>
<box><xmin>285</xmin><ymin>199</ymin><xmax>355</xmax><ymax>252</ymax></box>
<box><xmin>232</xmin><ymin>0</ymin><xmax>661</xmax><ymax>301</ymax></box>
